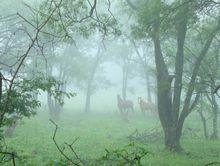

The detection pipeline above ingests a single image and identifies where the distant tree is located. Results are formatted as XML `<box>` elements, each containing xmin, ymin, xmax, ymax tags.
<box><xmin>75</xmin><ymin>39</ymin><xmax>112</xmax><ymax>113</ymax></box>
<box><xmin>0</xmin><ymin>0</ymin><xmax>76</xmax><ymax>130</ymax></box>
<box><xmin>0</xmin><ymin>0</ymin><xmax>120</xmax><ymax>128</ymax></box>
<box><xmin>197</xmin><ymin>44</ymin><xmax>220</xmax><ymax>140</ymax></box>
<box><xmin>84</xmin><ymin>44</ymin><xmax>103</xmax><ymax>113</ymax></box>
<box><xmin>109</xmin><ymin>40</ymin><xmax>136</xmax><ymax>100</ymax></box>
<box><xmin>132</xmin><ymin>40</ymin><xmax>156</xmax><ymax>103</ymax></box>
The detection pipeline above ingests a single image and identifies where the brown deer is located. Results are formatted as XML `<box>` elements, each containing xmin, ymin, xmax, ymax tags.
<box><xmin>138</xmin><ymin>97</ymin><xmax>157</xmax><ymax>115</ymax></box>
<box><xmin>117</xmin><ymin>94</ymin><xmax>134</xmax><ymax>117</ymax></box>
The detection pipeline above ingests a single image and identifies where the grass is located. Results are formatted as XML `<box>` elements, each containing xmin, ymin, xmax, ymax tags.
<box><xmin>3</xmin><ymin>107</ymin><xmax>220</xmax><ymax>166</ymax></box>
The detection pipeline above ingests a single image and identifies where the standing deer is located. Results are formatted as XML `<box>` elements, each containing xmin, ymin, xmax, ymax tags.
<box><xmin>138</xmin><ymin>97</ymin><xmax>157</xmax><ymax>115</ymax></box>
<box><xmin>117</xmin><ymin>94</ymin><xmax>134</xmax><ymax>117</ymax></box>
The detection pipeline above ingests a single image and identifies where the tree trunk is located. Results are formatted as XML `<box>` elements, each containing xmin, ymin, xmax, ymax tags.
<box><xmin>46</xmin><ymin>66</ymin><xmax>63</xmax><ymax>120</ymax></box>
<box><xmin>164</xmin><ymin>127</ymin><xmax>182</xmax><ymax>151</ymax></box>
<box><xmin>122</xmin><ymin>65</ymin><xmax>128</xmax><ymax>100</ymax></box>
<box><xmin>145</xmin><ymin>71</ymin><xmax>152</xmax><ymax>102</ymax></box>
<box><xmin>132</xmin><ymin>40</ymin><xmax>152</xmax><ymax>102</ymax></box>
<box><xmin>210</xmin><ymin>93</ymin><xmax>218</xmax><ymax>139</ymax></box>
<box><xmin>84</xmin><ymin>47</ymin><xmax>102</xmax><ymax>113</ymax></box>
<box><xmin>85</xmin><ymin>78</ymin><xmax>92</xmax><ymax>113</ymax></box>
<box><xmin>153</xmin><ymin>33</ymin><xmax>179</xmax><ymax>150</ymax></box>
<box><xmin>0</xmin><ymin>72</ymin><xmax>2</xmax><ymax>104</ymax></box>
<box><xmin>152</xmin><ymin>5</ymin><xmax>188</xmax><ymax>150</ymax></box>
<box><xmin>198</xmin><ymin>111</ymin><xmax>209</xmax><ymax>139</ymax></box>
<box><xmin>210</xmin><ymin>48</ymin><xmax>219</xmax><ymax>140</ymax></box>
<box><xmin>47</xmin><ymin>93</ymin><xmax>60</xmax><ymax>120</ymax></box>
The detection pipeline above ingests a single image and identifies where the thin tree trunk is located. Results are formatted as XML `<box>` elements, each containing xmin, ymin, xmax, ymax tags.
<box><xmin>172</xmin><ymin>5</ymin><xmax>188</xmax><ymax>127</ymax></box>
<box><xmin>198</xmin><ymin>110</ymin><xmax>209</xmax><ymax>139</ymax></box>
<box><xmin>122</xmin><ymin>65</ymin><xmax>128</xmax><ymax>100</ymax></box>
<box><xmin>47</xmin><ymin>93</ymin><xmax>54</xmax><ymax>115</ymax></box>
<box><xmin>210</xmin><ymin>48</ymin><xmax>219</xmax><ymax>140</ymax></box>
<box><xmin>176</xmin><ymin>21</ymin><xmax>220</xmax><ymax>148</ymax></box>
<box><xmin>85</xmin><ymin>47</ymin><xmax>102</xmax><ymax>113</ymax></box>
<box><xmin>85</xmin><ymin>79</ymin><xmax>92</xmax><ymax>113</ymax></box>
<box><xmin>145</xmin><ymin>71</ymin><xmax>152</xmax><ymax>102</ymax></box>
<box><xmin>132</xmin><ymin>40</ymin><xmax>152</xmax><ymax>102</ymax></box>
<box><xmin>0</xmin><ymin>72</ymin><xmax>2</xmax><ymax>104</ymax></box>
<box><xmin>210</xmin><ymin>93</ymin><xmax>218</xmax><ymax>139</ymax></box>
<box><xmin>46</xmin><ymin>65</ymin><xmax>62</xmax><ymax>119</ymax></box>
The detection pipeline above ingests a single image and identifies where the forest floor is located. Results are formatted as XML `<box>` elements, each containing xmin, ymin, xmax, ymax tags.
<box><xmin>3</xmin><ymin>108</ymin><xmax>220</xmax><ymax>166</ymax></box>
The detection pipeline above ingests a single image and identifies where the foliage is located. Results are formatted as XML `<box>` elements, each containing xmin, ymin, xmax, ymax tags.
<box><xmin>38</xmin><ymin>0</ymin><xmax>121</xmax><ymax>43</ymax></box>
<box><xmin>94</xmin><ymin>142</ymin><xmax>149</xmax><ymax>166</ymax></box>
<box><xmin>0</xmin><ymin>73</ymin><xmax>76</xmax><ymax>127</ymax></box>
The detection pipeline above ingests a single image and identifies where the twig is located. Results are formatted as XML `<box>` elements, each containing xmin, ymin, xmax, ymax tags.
<box><xmin>204</xmin><ymin>161</ymin><xmax>220</xmax><ymax>166</ymax></box>
<box><xmin>0</xmin><ymin>151</ymin><xmax>16</xmax><ymax>166</ymax></box>
<box><xmin>50</xmin><ymin>119</ymin><xmax>82</xmax><ymax>166</ymax></box>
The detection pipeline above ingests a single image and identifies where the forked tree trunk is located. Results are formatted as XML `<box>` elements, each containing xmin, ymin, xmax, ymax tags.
<box><xmin>127</xmin><ymin>0</ymin><xmax>220</xmax><ymax>151</ymax></box>
<box><xmin>126</xmin><ymin>0</ymin><xmax>218</xmax><ymax>151</ymax></box>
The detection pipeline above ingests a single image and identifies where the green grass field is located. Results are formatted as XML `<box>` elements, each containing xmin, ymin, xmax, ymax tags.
<box><xmin>3</xmin><ymin>104</ymin><xmax>220</xmax><ymax>166</ymax></box>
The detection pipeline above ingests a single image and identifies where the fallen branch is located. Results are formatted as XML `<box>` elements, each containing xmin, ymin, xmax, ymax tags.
<box><xmin>0</xmin><ymin>151</ymin><xmax>16</xmax><ymax>166</ymax></box>
<box><xmin>50</xmin><ymin>119</ymin><xmax>83</xmax><ymax>166</ymax></box>
<box><xmin>128</xmin><ymin>127</ymin><xmax>162</xmax><ymax>143</ymax></box>
<box><xmin>204</xmin><ymin>161</ymin><xmax>220</xmax><ymax>166</ymax></box>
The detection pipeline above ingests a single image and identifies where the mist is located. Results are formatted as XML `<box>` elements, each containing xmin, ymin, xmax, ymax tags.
<box><xmin>0</xmin><ymin>0</ymin><xmax>220</xmax><ymax>165</ymax></box>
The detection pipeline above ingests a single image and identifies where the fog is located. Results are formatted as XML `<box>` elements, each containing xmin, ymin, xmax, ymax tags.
<box><xmin>0</xmin><ymin>0</ymin><xmax>220</xmax><ymax>165</ymax></box>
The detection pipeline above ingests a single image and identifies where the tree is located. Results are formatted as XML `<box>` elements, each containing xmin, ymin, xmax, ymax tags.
<box><xmin>109</xmin><ymin>39</ymin><xmax>136</xmax><ymax>100</ymax></box>
<box><xmin>132</xmin><ymin>40</ymin><xmax>156</xmax><ymax>103</ymax></box>
<box><xmin>198</xmin><ymin>44</ymin><xmax>220</xmax><ymax>140</ymax></box>
<box><xmin>124</xmin><ymin>0</ymin><xmax>220</xmax><ymax>151</ymax></box>
<box><xmin>0</xmin><ymin>0</ymin><xmax>80</xmax><ymax>130</ymax></box>
<box><xmin>85</xmin><ymin>42</ymin><xmax>104</xmax><ymax>113</ymax></box>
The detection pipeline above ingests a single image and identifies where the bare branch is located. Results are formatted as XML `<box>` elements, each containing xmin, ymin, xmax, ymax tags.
<box><xmin>50</xmin><ymin>119</ymin><xmax>82</xmax><ymax>166</ymax></box>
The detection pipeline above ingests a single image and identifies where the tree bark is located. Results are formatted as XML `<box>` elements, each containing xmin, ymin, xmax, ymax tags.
<box><xmin>164</xmin><ymin>127</ymin><xmax>182</xmax><ymax>151</ymax></box>
<box><xmin>153</xmin><ymin>29</ymin><xmax>177</xmax><ymax>150</ymax></box>
<box><xmin>172</xmin><ymin>6</ymin><xmax>188</xmax><ymax>126</ymax></box>
<box><xmin>0</xmin><ymin>72</ymin><xmax>2</xmax><ymax>104</ymax></box>
<box><xmin>46</xmin><ymin>66</ymin><xmax>63</xmax><ymax>119</ymax></box>
<box><xmin>85</xmin><ymin>47</ymin><xmax>102</xmax><ymax>113</ymax></box>
<box><xmin>198</xmin><ymin>110</ymin><xmax>209</xmax><ymax>139</ymax></box>
<box><xmin>146</xmin><ymin>72</ymin><xmax>152</xmax><ymax>102</ymax></box>
<box><xmin>210</xmin><ymin>93</ymin><xmax>218</xmax><ymax>139</ymax></box>
<box><xmin>122</xmin><ymin>64</ymin><xmax>128</xmax><ymax>100</ymax></box>
<box><xmin>85</xmin><ymin>77</ymin><xmax>93</xmax><ymax>113</ymax></box>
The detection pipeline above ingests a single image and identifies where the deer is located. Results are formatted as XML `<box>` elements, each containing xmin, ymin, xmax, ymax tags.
<box><xmin>117</xmin><ymin>94</ymin><xmax>134</xmax><ymax>120</ymax></box>
<box><xmin>138</xmin><ymin>97</ymin><xmax>157</xmax><ymax>115</ymax></box>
